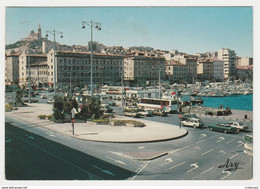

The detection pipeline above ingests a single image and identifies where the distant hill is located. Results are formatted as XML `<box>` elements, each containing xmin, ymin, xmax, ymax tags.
<box><xmin>5</xmin><ymin>38</ymin><xmax>74</xmax><ymax>54</ymax></box>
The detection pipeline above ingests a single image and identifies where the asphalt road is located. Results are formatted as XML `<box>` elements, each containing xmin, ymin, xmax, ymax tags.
<box><xmin>5</xmin><ymin>122</ymin><xmax>134</xmax><ymax>180</ymax></box>
<box><xmin>5</xmin><ymin>96</ymin><xmax>253</xmax><ymax>180</ymax></box>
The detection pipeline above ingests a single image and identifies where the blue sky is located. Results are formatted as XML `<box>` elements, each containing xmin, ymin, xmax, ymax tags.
<box><xmin>5</xmin><ymin>7</ymin><xmax>253</xmax><ymax>57</ymax></box>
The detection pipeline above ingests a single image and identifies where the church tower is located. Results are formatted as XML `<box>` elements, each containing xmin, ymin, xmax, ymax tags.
<box><xmin>38</xmin><ymin>24</ymin><xmax>42</xmax><ymax>39</ymax></box>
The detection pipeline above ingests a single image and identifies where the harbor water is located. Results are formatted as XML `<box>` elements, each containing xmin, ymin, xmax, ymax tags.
<box><xmin>182</xmin><ymin>94</ymin><xmax>253</xmax><ymax>111</ymax></box>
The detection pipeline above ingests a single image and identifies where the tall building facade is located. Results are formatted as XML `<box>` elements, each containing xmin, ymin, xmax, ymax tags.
<box><xmin>217</xmin><ymin>48</ymin><xmax>236</xmax><ymax>79</ymax></box>
<box><xmin>47</xmin><ymin>50</ymin><xmax>124</xmax><ymax>89</ymax></box>
<box><xmin>19</xmin><ymin>52</ymin><xmax>47</xmax><ymax>88</ymax></box>
<box><xmin>213</xmin><ymin>58</ymin><xmax>224</xmax><ymax>81</ymax></box>
<box><xmin>124</xmin><ymin>55</ymin><xmax>166</xmax><ymax>87</ymax></box>
<box><xmin>197</xmin><ymin>59</ymin><xmax>213</xmax><ymax>81</ymax></box>
<box><xmin>165</xmin><ymin>60</ymin><xmax>187</xmax><ymax>83</ymax></box>
<box><xmin>5</xmin><ymin>52</ymin><xmax>20</xmax><ymax>84</ymax></box>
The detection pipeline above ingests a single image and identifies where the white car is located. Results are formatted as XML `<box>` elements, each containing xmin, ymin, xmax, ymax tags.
<box><xmin>180</xmin><ymin>118</ymin><xmax>205</xmax><ymax>128</ymax></box>
<box><xmin>228</xmin><ymin>121</ymin><xmax>249</xmax><ymax>131</ymax></box>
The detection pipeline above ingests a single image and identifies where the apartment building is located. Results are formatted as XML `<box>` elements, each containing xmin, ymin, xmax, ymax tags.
<box><xmin>197</xmin><ymin>58</ymin><xmax>213</xmax><ymax>81</ymax></box>
<box><xmin>236</xmin><ymin>65</ymin><xmax>253</xmax><ymax>81</ymax></box>
<box><xmin>217</xmin><ymin>48</ymin><xmax>236</xmax><ymax>79</ymax></box>
<box><xmin>165</xmin><ymin>60</ymin><xmax>187</xmax><ymax>83</ymax></box>
<box><xmin>213</xmin><ymin>58</ymin><xmax>225</xmax><ymax>81</ymax></box>
<box><xmin>124</xmin><ymin>55</ymin><xmax>166</xmax><ymax>87</ymax></box>
<box><xmin>19</xmin><ymin>51</ymin><xmax>47</xmax><ymax>87</ymax></box>
<box><xmin>237</xmin><ymin>57</ymin><xmax>253</xmax><ymax>66</ymax></box>
<box><xmin>47</xmin><ymin>49</ymin><xmax>124</xmax><ymax>89</ymax></box>
<box><xmin>5</xmin><ymin>52</ymin><xmax>20</xmax><ymax>84</ymax></box>
<box><xmin>30</xmin><ymin>61</ymin><xmax>48</xmax><ymax>86</ymax></box>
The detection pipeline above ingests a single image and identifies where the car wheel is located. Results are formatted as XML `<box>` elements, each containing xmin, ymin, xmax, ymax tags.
<box><xmin>181</xmin><ymin>123</ymin><xmax>184</xmax><ymax>127</ymax></box>
<box><xmin>236</xmin><ymin>129</ymin><xmax>240</xmax><ymax>132</ymax></box>
<box><xmin>210</xmin><ymin>128</ymin><xmax>213</xmax><ymax>131</ymax></box>
<box><xmin>224</xmin><ymin>130</ymin><xmax>227</xmax><ymax>134</ymax></box>
<box><xmin>193</xmin><ymin>125</ymin><xmax>197</xmax><ymax>128</ymax></box>
<box><xmin>132</xmin><ymin>115</ymin><xmax>134</xmax><ymax>118</ymax></box>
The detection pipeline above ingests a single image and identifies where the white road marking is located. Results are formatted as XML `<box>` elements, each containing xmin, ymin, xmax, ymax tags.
<box><xmin>92</xmin><ymin>165</ymin><xmax>115</xmax><ymax>176</ymax></box>
<box><xmin>168</xmin><ymin>145</ymin><xmax>190</xmax><ymax>155</ymax></box>
<box><xmin>130</xmin><ymin>161</ymin><xmax>150</xmax><ymax>180</ymax></box>
<box><xmin>209</xmin><ymin>135</ymin><xmax>217</xmax><ymax>139</ymax></box>
<box><xmin>221</xmin><ymin>170</ymin><xmax>232</xmax><ymax>180</ymax></box>
<box><xmin>237</xmin><ymin>141</ymin><xmax>244</xmax><ymax>147</ymax></box>
<box><xmin>200</xmin><ymin>167</ymin><xmax>214</xmax><ymax>175</ymax></box>
<box><xmin>169</xmin><ymin>161</ymin><xmax>186</xmax><ymax>170</ymax></box>
<box><xmin>230</xmin><ymin>153</ymin><xmax>239</xmax><ymax>159</ymax></box>
<box><xmin>201</xmin><ymin>149</ymin><xmax>214</xmax><ymax>156</ymax></box>
<box><xmin>160</xmin><ymin>158</ymin><xmax>173</xmax><ymax>166</ymax></box>
<box><xmin>194</xmin><ymin>146</ymin><xmax>201</xmax><ymax>150</ymax></box>
<box><xmin>186</xmin><ymin>163</ymin><xmax>199</xmax><ymax>173</ymax></box>
<box><xmin>217</xmin><ymin>137</ymin><xmax>225</xmax><ymax>143</ymax></box>
<box><xmin>217</xmin><ymin>150</ymin><xmax>226</xmax><ymax>158</ymax></box>
<box><xmin>105</xmin><ymin>156</ymin><xmax>127</xmax><ymax>165</ymax></box>
<box><xmin>25</xmin><ymin>134</ymin><xmax>35</xmax><ymax>140</ymax></box>
<box><xmin>5</xmin><ymin>137</ymin><xmax>12</xmax><ymax>143</ymax></box>
<box><xmin>138</xmin><ymin>146</ymin><xmax>145</xmax><ymax>150</ymax></box>
<box><xmin>196</xmin><ymin>139</ymin><xmax>207</xmax><ymax>144</ymax></box>
<box><xmin>200</xmin><ymin>134</ymin><xmax>207</xmax><ymax>138</ymax></box>
<box><xmin>226</xmin><ymin>139</ymin><xmax>235</xmax><ymax>144</ymax></box>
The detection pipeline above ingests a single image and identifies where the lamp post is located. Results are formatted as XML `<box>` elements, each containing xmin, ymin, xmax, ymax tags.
<box><xmin>159</xmin><ymin>67</ymin><xmax>161</xmax><ymax>99</ymax></box>
<box><xmin>45</xmin><ymin>30</ymin><xmax>63</xmax><ymax>96</ymax></box>
<box><xmin>81</xmin><ymin>20</ymin><xmax>101</xmax><ymax>97</ymax></box>
<box><xmin>121</xmin><ymin>61</ymin><xmax>124</xmax><ymax>107</ymax></box>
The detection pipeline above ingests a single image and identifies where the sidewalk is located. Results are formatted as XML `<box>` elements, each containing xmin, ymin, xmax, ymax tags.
<box><xmin>5</xmin><ymin>103</ymin><xmax>188</xmax><ymax>143</ymax></box>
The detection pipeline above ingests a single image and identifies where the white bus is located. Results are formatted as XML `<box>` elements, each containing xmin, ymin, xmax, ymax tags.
<box><xmin>137</xmin><ymin>98</ymin><xmax>178</xmax><ymax>113</ymax></box>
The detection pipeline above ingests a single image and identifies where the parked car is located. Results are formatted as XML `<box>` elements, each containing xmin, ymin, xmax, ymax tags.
<box><xmin>243</xmin><ymin>134</ymin><xmax>253</xmax><ymax>156</ymax></box>
<box><xmin>152</xmin><ymin>109</ymin><xmax>168</xmax><ymax>117</ymax></box>
<box><xmin>40</xmin><ymin>94</ymin><xmax>47</xmax><ymax>99</ymax></box>
<box><xmin>100</xmin><ymin>104</ymin><xmax>113</xmax><ymax>113</ymax></box>
<box><xmin>124</xmin><ymin>106</ymin><xmax>140</xmax><ymax>112</ymax></box>
<box><xmin>227</xmin><ymin>121</ymin><xmax>249</xmax><ymax>131</ymax></box>
<box><xmin>124</xmin><ymin>111</ymin><xmax>141</xmax><ymax>118</ymax></box>
<box><xmin>107</xmin><ymin>101</ymin><xmax>116</xmax><ymax>106</ymax></box>
<box><xmin>208</xmin><ymin>123</ymin><xmax>237</xmax><ymax>134</ymax></box>
<box><xmin>47</xmin><ymin>98</ymin><xmax>54</xmax><ymax>104</ymax></box>
<box><xmin>180</xmin><ymin>118</ymin><xmax>205</xmax><ymax>128</ymax></box>
<box><xmin>138</xmin><ymin>110</ymin><xmax>153</xmax><ymax>117</ymax></box>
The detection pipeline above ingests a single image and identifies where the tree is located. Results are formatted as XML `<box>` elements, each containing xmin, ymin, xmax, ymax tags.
<box><xmin>53</xmin><ymin>96</ymin><xmax>65</xmax><ymax>121</ymax></box>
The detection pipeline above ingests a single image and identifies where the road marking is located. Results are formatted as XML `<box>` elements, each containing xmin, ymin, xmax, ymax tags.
<box><xmin>217</xmin><ymin>150</ymin><xmax>226</xmax><ymax>158</ymax></box>
<box><xmin>169</xmin><ymin>161</ymin><xmax>186</xmax><ymax>170</ymax></box>
<box><xmin>200</xmin><ymin>167</ymin><xmax>214</xmax><ymax>175</ymax></box>
<box><xmin>130</xmin><ymin>161</ymin><xmax>150</xmax><ymax>180</ymax></box>
<box><xmin>221</xmin><ymin>170</ymin><xmax>232</xmax><ymax>180</ymax></box>
<box><xmin>217</xmin><ymin>137</ymin><xmax>225</xmax><ymax>143</ymax></box>
<box><xmin>226</xmin><ymin>139</ymin><xmax>235</xmax><ymax>144</ymax></box>
<box><xmin>237</xmin><ymin>141</ymin><xmax>244</xmax><ymax>147</ymax></box>
<box><xmin>209</xmin><ymin>135</ymin><xmax>217</xmax><ymax>139</ymax></box>
<box><xmin>25</xmin><ymin>134</ymin><xmax>35</xmax><ymax>140</ymax></box>
<box><xmin>138</xmin><ymin>146</ymin><xmax>145</xmax><ymax>150</ymax></box>
<box><xmin>168</xmin><ymin>145</ymin><xmax>190</xmax><ymax>155</ymax></box>
<box><xmin>186</xmin><ymin>163</ymin><xmax>199</xmax><ymax>173</ymax></box>
<box><xmin>160</xmin><ymin>158</ymin><xmax>173</xmax><ymax>166</ymax></box>
<box><xmin>5</xmin><ymin>137</ymin><xmax>12</xmax><ymax>143</ymax></box>
<box><xmin>18</xmin><ymin>137</ymin><xmax>101</xmax><ymax>180</ymax></box>
<box><xmin>196</xmin><ymin>139</ymin><xmax>207</xmax><ymax>144</ymax></box>
<box><xmin>92</xmin><ymin>165</ymin><xmax>115</xmax><ymax>176</ymax></box>
<box><xmin>201</xmin><ymin>149</ymin><xmax>214</xmax><ymax>156</ymax></box>
<box><xmin>200</xmin><ymin>134</ymin><xmax>207</xmax><ymax>138</ymax></box>
<box><xmin>105</xmin><ymin>156</ymin><xmax>127</xmax><ymax>165</ymax></box>
<box><xmin>230</xmin><ymin>153</ymin><xmax>239</xmax><ymax>159</ymax></box>
<box><xmin>194</xmin><ymin>146</ymin><xmax>201</xmax><ymax>150</ymax></box>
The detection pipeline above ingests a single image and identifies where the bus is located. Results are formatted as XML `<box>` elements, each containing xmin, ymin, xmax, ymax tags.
<box><xmin>137</xmin><ymin>98</ymin><xmax>178</xmax><ymax>113</ymax></box>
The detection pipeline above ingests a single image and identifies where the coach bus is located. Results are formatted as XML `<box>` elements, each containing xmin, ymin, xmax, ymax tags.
<box><xmin>137</xmin><ymin>98</ymin><xmax>178</xmax><ymax>113</ymax></box>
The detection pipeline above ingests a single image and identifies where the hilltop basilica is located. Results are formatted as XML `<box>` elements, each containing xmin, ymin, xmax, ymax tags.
<box><xmin>26</xmin><ymin>24</ymin><xmax>42</xmax><ymax>40</ymax></box>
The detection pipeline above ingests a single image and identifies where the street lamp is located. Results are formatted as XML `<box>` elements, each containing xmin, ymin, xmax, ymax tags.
<box><xmin>81</xmin><ymin>20</ymin><xmax>101</xmax><ymax>97</ymax></box>
<box><xmin>45</xmin><ymin>30</ymin><xmax>63</xmax><ymax>96</ymax></box>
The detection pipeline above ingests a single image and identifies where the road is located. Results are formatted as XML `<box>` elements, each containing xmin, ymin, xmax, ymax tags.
<box><xmin>5</xmin><ymin>93</ymin><xmax>253</xmax><ymax>180</ymax></box>
<box><xmin>5</xmin><ymin>122</ymin><xmax>134</xmax><ymax>180</ymax></box>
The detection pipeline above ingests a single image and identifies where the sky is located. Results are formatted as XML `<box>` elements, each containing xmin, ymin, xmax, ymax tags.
<box><xmin>5</xmin><ymin>7</ymin><xmax>253</xmax><ymax>57</ymax></box>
